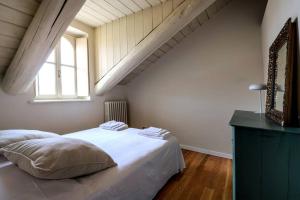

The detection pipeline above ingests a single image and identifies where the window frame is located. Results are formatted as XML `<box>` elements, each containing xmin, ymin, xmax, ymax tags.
<box><xmin>35</xmin><ymin>34</ymin><xmax>90</xmax><ymax>101</ymax></box>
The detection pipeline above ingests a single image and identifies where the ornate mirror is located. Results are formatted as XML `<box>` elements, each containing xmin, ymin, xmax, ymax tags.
<box><xmin>265</xmin><ymin>18</ymin><xmax>297</xmax><ymax>126</ymax></box>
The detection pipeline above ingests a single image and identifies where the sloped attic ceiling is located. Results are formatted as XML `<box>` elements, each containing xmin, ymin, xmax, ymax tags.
<box><xmin>0</xmin><ymin>0</ymin><xmax>230</xmax><ymax>95</ymax></box>
<box><xmin>75</xmin><ymin>0</ymin><xmax>162</xmax><ymax>27</ymax></box>
<box><xmin>119</xmin><ymin>0</ymin><xmax>231</xmax><ymax>85</ymax></box>
<box><xmin>92</xmin><ymin>0</ymin><xmax>231</xmax><ymax>95</ymax></box>
<box><xmin>1</xmin><ymin>0</ymin><xmax>85</xmax><ymax>94</ymax></box>
<box><xmin>0</xmin><ymin>0</ymin><xmax>41</xmax><ymax>78</ymax></box>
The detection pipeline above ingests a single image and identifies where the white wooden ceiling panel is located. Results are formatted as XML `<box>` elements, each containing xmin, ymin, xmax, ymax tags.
<box><xmin>0</xmin><ymin>46</ymin><xmax>15</xmax><ymax>59</ymax></box>
<box><xmin>0</xmin><ymin>35</ymin><xmax>20</xmax><ymax>49</ymax></box>
<box><xmin>0</xmin><ymin>58</ymin><xmax>10</xmax><ymax>74</ymax></box>
<box><xmin>0</xmin><ymin>4</ymin><xmax>33</xmax><ymax>27</ymax></box>
<box><xmin>75</xmin><ymin>12</ymin><xmax>104</xmax><ymax>27</ymax></box>
<box><xmin>105</xmin><ymin>0</ymin><xmax>133</xmax><ymax>15</ymax></box>
<box><xmin>76</xmin><ymin>0</ymin><xmax>162</xmax><ymax>27</ymax></box>
<box><xmin>0</xmin><ymin>0</ymin><xmax>42</xmax><ymax>77</ymax></box>
<box><xmin>118</xmin><ymin>0</ymin><xmax>233</xmax><ymax>85</ymax></box>
<box><xmin>146</xmin><ymin>0</ymin><xmax>162</xmax><ymax>6</ymax></box>
<box><xmin>0</xmin><ymin>57</ymin><xmax>11</xmax><ymax>68</ymax></box>
<box><xmin>0</xmin><ymin>21</ymin><xmax>26</xmax><ymax>39</ymax></box>
<box><xmin>133</xmin><ymin>0</ymin><xmax>151</xmax><ymax>9</ymax></box>
<box><xmin>86</xmin><ymin>1</ymin><xmax>119</xmax><ymax>20</ymax></box>
<box><xmin>118</xmin><ymin>0</ymin><xmax>141</xmax><ymax>12</ymax></box>
<box><xmin>81</xmin><ymin>5</ymin><xmax>111</xmax><ymax>23</ymax></box>
<box><xmin>93</xmin><ymin>0</ymin><xmax>124</xmax><ymax>18</ymax></box>
<box><xmin>0</xmin><ymin>0</ymin><xmax>40</xmax><ymax>16</ymax></box>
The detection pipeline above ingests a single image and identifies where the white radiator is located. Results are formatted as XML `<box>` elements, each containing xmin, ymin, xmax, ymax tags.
<box><xmin>104</xmin><ymin>101</ymin><xmax>128</xmax><ymax>124</ymax></box>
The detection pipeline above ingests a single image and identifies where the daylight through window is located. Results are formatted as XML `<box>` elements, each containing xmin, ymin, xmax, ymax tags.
<box><xmin>35</xmin><ymin>34</ymin><xmax>89</xmax><ymax>100</ymax></box>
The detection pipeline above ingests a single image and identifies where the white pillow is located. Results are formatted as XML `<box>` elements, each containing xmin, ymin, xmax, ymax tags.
<box><xmin>1</xmin><ymin>137</ymin><xmax>117</xmax><ymax>179</ymax></box>
<box><xmin>0</xmin><ymin>129</ymin><xmax>59</xmax><ymax>149</ymax></box>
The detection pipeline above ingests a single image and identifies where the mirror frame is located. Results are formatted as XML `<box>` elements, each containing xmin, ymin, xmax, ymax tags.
<box><xmin>266</xmin><ymin>18</ymin><xmax>297</xmax><ymax>126</ymax></box>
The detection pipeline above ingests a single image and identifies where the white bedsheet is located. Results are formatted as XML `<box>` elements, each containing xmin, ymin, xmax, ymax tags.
<box><xmin>0</xmin><ymin>128</ymin><xmax>185</xmax><ymax>200</ymax></box>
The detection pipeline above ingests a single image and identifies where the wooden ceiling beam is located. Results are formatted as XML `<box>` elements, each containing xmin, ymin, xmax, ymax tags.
<box><xmin>95</xmin><ymin>0</ymin><xmax>216</xmax><ymax>95</ymax></box>
<box><xmin>1</xmin><ymin>0</ymin><xmax>86</xmax><ymax>95</ymax></box>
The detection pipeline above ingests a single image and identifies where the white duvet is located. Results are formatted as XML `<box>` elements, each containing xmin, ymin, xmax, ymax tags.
<box><xmin>0</xmin><ymin>128</ymin><xmax>185</xmax><ymax>200</ymax></box>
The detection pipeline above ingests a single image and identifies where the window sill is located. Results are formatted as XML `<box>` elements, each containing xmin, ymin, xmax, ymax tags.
<box><xmin>29</xmin><ymin>97</ymin><xmax>92</xmax><ymax>104</ymax></box>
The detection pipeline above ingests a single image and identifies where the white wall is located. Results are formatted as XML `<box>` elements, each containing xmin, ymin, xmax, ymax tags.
<box><xmin>126</xmin><ymin>0</ymin><xmax>266</xmax><ymax>155</ymax></box>
<box><xmin>261</xmin><ymin>0</ymin><xmax>300</xmax><ymax>80</ymax></box>
<box><xmin>0</xmin><ymin>0</ymin><xmax>268</xmax><ymax>156</ymax></box>
<box><xmin>0</xmin><ymin>20</ymin><xmax>126</xmax><ymax>134</ymax></box>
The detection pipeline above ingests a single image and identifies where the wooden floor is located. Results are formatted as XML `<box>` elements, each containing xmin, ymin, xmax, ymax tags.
<box><xmin>154</xmin><ymin>150</ymin><xmax>232</xmax><ymax>200</ymax></box>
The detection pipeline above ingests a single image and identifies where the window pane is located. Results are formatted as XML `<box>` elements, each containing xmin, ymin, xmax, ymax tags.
<box><xmin>38</xmin><ymin>63</ymin><xmax>56</xmax><ymax>95</ymax></box>
<box><xmin>46</xmin><ymin>50</ymin><xmax>55</xmax><ymax>63</ymax></box>
<box><xmin>76</xmin><ymin>37</ymin><xmax>89</xmax><ymax>97</ymax></box>
<box><xmin>77</xmin><ymin>69</ymin><xmax>89</xmax><ymax>96</ymax></box>
<box><xmin>61</xmin><ymin>37</ymin><xmax>75</xmax><ymax>66</ymax></box>
<box><xmin>61</xmin><ymin>66</ymin><xmax>76</xmax><ymax>95</ymax></box>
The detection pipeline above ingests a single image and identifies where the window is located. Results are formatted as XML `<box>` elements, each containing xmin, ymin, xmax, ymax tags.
<box><xmin>35</xmin><ymin>34</ymin><xmax>89</xmax><ymax>100</ymax></box>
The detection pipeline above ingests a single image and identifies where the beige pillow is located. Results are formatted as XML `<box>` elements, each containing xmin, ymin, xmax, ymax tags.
<box><xmin>0</xmin><ymin>129</ymin><xmax>59</xmax><ymax>149</ymax></box>
<box><xmin>1</xmin><ymin>137</ymin><xmax>116</xmax><ymax>179</ymax></box>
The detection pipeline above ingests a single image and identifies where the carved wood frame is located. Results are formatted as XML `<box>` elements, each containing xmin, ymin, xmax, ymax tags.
<box><xmin>265</xmin><ymin>18</ymin><xmax>296</xmax><ymax>126</ymax></box>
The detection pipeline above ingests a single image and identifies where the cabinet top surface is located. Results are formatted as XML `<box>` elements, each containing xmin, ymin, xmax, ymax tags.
<box><xmin>230</xmin><ymin>110</ymin><xmax>300</xmax><ymax>133</ymax></box>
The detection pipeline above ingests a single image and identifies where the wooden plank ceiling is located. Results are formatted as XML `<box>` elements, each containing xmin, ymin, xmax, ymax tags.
<box><xmin>0</xmin><ymin>0</ymin><xmax>231</xmax><ymax>93</ymax></box>
<box><xmin>75</xmin><ymin>0</ymin><xmax>163</xmax><ymax>27</ymax></box>
<box><xmin>94</xmin><ymin>0</ymin><xmax>187</xmax><ymax>82</ymax></box>
<box><xmin>91</xmin><ymin>0</ymin><xmax>230</xmax><ymax>86</ymax></box>
<box><xmin>118</xmin><ymin>0</ymin><xmax>232</xmax><ymax>85</ymax></box>
<box><xmin>93</xmin><ymin>0</ymin><xmax>233</xmax><ymax>95</ymax></box>
<box><xmin>0</xmin><ymin>0</ymin><xmax>41</xmax><ymax>78</ymax></box>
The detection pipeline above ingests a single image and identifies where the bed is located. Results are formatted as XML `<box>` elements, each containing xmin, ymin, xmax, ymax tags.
<box><xmin>0</xmin><ymin>128</ymin><xmax>185</xmax><ymax>200</ymax></box>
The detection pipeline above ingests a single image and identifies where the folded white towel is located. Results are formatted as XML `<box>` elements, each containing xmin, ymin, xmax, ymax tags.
<box><xmin>107</xmin><ymin>122</ymin><xmax>125</xmax><ymax>129</ymax></box>
<box><xmin>100</xmin><ymin>121</ymin><xmax>123</xmax><ymax>128</ymax></box>
<box><xmin>99</xmin><ymin>121</ymin><xmax>128</xmax><ymax>131</ymax></box>
<box><xmin>101</xmin><ymin>124</ymin><xmax>128</xmax><ymax>131</ymax></box>
<box><xmin>138</xmin><ymin>127</ymin><xmax>171</xmax><ymax>140</ymax></box>
<box><xmin>112</xmin><ymin>124</ymin><xmax>128</xmax><ymax>131</ymax></box>
<box><xmin>100</xmin><ymin>120</ymin><xmax>116</xmax><ymax>127</ymax></box>
<box><xmin>138</xmin><ymin>132</ymin><xmax>170</xmax><ymax>140</ymax></box>
<box><xmin>140</xmin><ymin>130</ymin><xmax>170</xmax><ymax>137</ymax></box>
<box><xmin>141</xmin><ymin>127</ymin><xmax>168</xmax><ymax>134</ymax></box>
<box><xmin>144</xmin><ymin>127</ymin><xmax>163</xmax><ymax>133</ymax></box>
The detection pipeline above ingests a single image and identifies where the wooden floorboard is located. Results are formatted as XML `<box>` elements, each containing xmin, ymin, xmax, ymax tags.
<box><xmin>154</xmin><ymin>150</ymin><xmax>232</xmax><ymax>200</ymax></box>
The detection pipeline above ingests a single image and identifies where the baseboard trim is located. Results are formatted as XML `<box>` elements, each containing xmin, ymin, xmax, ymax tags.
<box><xmin>180</xmin><ymin>144</ymin><xmax>232</xmax><ymax>159</ymax></box>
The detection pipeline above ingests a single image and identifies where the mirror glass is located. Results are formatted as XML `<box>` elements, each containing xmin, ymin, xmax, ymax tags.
<box><xmin>274</xmin><ymin>42</ymin><xmax>287</xmax><ymax>112</ymax></box>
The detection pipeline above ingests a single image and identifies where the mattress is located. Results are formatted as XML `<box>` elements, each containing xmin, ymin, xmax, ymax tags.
<box><xmin>0</xmin><ymin>128</ymin><xmax>185</xmax><ymax>200</ymax></box>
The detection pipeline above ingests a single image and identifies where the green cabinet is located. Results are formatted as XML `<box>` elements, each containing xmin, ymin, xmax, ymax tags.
<box><xmin>230</xmin><ymin>110</ymin><xmax>300</xmax><ymax>200</ymax></box>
